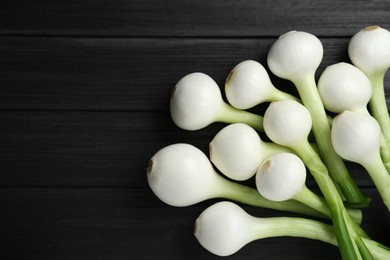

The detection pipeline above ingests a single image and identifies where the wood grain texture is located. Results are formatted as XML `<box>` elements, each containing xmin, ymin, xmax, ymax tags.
<box><xmin>0</xmin><ymin>188</ymin><xmax>388</xmax><ymax>260</ymax></box>
<box><xmin>0</xmin><ymin>37</ymin><xmax>389</xmax><ymax>111</ymax></box>
<box><xmin>0</xmin><ymin>0</ymin><xmax>389</xmax><ymax>37</ymax></box>
<box><xmin>0</xmin><ymin>110</ymin><xmax>211</xmax><ymax>187</ymax></box>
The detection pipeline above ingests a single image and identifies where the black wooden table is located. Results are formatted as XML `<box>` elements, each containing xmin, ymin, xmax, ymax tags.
<box><xmin>0</xmin><ymin>1</ymin><xmax>389</xmax><ymax>259</ymax></box>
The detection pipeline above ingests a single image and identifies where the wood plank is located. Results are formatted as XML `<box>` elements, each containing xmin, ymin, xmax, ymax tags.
<box><xmin>0</xmin><ymin>0</ymin><xmax>389</xmax><ymax>37</ymax></box>
<box><xmin>0</xmin><ymin>110</ymin><xmax>377</xmax><ymax>188</ymax></box>
<box><xmin>0</xmin><ymin>187</ymin><xmax>388</xmax><ymax>260</ymax></box>
<box><xmin>0</xmin><ymin>110</ymin><xmax>226</xmax><ymax>187</ymax></box>
<box><xmin>1</xmin><ymin>37</ymin><xmax>389</xmax><ymax>111</ymax></box>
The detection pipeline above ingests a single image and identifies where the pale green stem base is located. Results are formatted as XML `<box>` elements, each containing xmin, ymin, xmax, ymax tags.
<box><xmin>218</xmin><ymin>102</ymin><xmax>263</xmax><ymax>131</ymax></box>
<box><xmin>253</xmin><ymin>217</ymin><xmax>338</xmax><ymax>245</ymax></box>
<box><xmin>293</xmin><ymin>140</ymin><xmax>352</xmax><ymax>210</ymax></box>
<box><xmin>251</xmin><ymin>217</ymin><xmax>390</xmax><ymax>260</ymax></box>
<box><xmin>294</xmin><ymin>76</ymin><xmax>367</xmax><ymax>206</ymax></box>
<box><xmin>363</xmin><ymin>155</ymin><xmax>390</xmax><ymax>211</ymax></box>
<box><xmin>363</xmin><ymin>238</ymin><xmax>390</xmax><ymax>260</ymax></box>
<box><xmin>217</xmin><ymin>177</ymin><xmax>326</xmax><ymax>219</ymax></box>
<box><xmin>262</xmin><ymin>141</ymin><xmax>292</xmax><ymax>158</ymax></box>
<box><xmin>269</xmin><ymin>86</ymin><xmax>300</xmax><ymax>103</ymax></box>
<box><xmin>294</xmin><ymin>186</ymin><xmax>362</xmax><ymax>225</ymax></box>
<box><xmin>369</xmin><ymin>73</ymin><xmax>390</xmax><ymax>144</ymax></box>
<box><xmin>380</xmin><ymin>134</ymin><xmax>390</xmax><ymax>174</ymax></box>
<box><xmin>360</xmin><ymin>109</ymin><xmax>390</xmax><ymax>174</ymax></box>
<box><xmin>292</xmin><ymin>140</ymin><xmax>364</xmax><ymax>259</ymax></box>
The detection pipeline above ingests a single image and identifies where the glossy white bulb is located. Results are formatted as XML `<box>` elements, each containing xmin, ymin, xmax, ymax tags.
<box><xmin>267</xmin><ymin>31</ymin><xmax>323</xmax><ymax>81</ymax></box>
<box><xmin>170</xmin><ymin>72</ymin><xmax>224</xmax><ymax>130</ymax></box>
<box><xmin>147</xmin><ymin>143</ymin><xmax>226</xmax><ymax>206</ymax></box>
<box><xmin>225</xmin><ymin>60</ymin><xmax>275</xmax><ymax>109</ymax></box>
<box><xmin>331</xmin><ymin>111</ymin><xmax>381</xmax><ymax>165</ymax></box>
<box><xmin>348</xmin><ymin>26</ymin><xmax>390</xmax><ymax>75</ymax></box>
<box><xmin>194</xmin><ymin>201</ymin><xmax>343</xmax><ymax>257</ymax></box>
<box><xmin>209</xmin><ymin>123</ymin><xmax>265</xmax><ymax>180</ymax></box>
<box><xmin>194</xmin><ymin>201</ymin><xmax>255</xmax><ymax>256</ymax></box>
<box><xmin>264</xmin><ymin>100</ymin><xmax>312</xmax><ymax>147</ymax></box>
<box><xmin>256</xmin><ymin>153</ymin><xmax>306</xmax><ymax>201</ymax></box>
<box><xmin>318</xmin><ymin>62</ymin><xmax>372</xmax><ymax>113</ymax></box>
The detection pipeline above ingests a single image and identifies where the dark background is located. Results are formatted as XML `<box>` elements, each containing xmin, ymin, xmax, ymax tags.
<box><xmin>0</xmin><ymin>1</ymin><xmax>389</xmax><ymax>259</ymax></box>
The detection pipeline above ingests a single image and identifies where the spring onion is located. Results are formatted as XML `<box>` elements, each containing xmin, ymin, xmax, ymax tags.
<box><xmin>170</xmin><ymin>72</ymin><xmax>263</xmax><ymax>131</ymax></box>
<box><xmin>146</xmin><ymin>143</ymin><xmax>326</xmax><ymax>217</ymax></box>
<box><xmin>209</xmin><ymin>123</ymin><xmax>289</xmax><ymax>181</ymax></box>
<box><xmin>263</xmin><ymin>99</ymin><xmax>371</xmax><ymax>260</ymax></box>
<box><xmin>146</xmin><ymin>25</ymin><xmax>390</xmax><ymax>260</ymax></box>
<box><xmin>332</xmin><ymin>111</ymin><xmax>390</xmax><ymax>211</ymax></box>
<box><xmin>224</xmin><ymin>60</ymin><xmax>298</xmax><ymax>109</ymax></box>
<box><xmin>348</xmin><ymin>26</ymin><xmax>390</xmax><ymax>144</ymax></box>
<box><xmin>318</xmin><ymin>62</ymin><xmax>372</xmax><ymax>115</ymax></box>
<box><xmin>256</xmin><ymin>152</ymin><xmax>362</xmax><ymax>224</ymax></box>
<box><xmin>267</xmin><ymin>30</ymin><xmax>368</xmax><ymax>207</ymax></box>
<box><xmin>318</xmin><ymin>62</ymin><xmax>390</xmax><ymax>173</ymax></box>
<box><xmin>194</xmin><ymin>201</ymin><xmax>336</xmax><ymax>257</ymax></box>
<box><xmin>194</xmin><ymin>201</ymin><xmax>388</xmax><ymax>259</ymax></box>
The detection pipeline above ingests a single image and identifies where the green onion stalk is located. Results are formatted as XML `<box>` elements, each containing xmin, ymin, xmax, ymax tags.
<box><xmin>267</xmin><ymin>30</ymin><xmax>370</xmax><ymax>208</ymax></box>
<box><xmin>195</xmin><ymin>201</ymin><xmax>390</xmax><ymax>259</ymax></box>
<box><xmin>263</xmin><ymin>99</ymin><xmax>371</xmax><ymax>260</ymax></box>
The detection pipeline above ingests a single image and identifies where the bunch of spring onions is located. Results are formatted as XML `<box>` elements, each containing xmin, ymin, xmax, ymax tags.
<box><xmin>147</xmin><ymin>26</ymin><xmax>390</xmax><ymax>260</ymax></box>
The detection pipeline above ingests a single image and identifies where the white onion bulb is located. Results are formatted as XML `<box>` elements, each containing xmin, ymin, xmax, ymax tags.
<box><xmin>256</xmin><ymin>153</ymin><xmax>306</xmax><ymax>201</ymax></box>
<box><xmin>225</xmin><ymin>60</ymin><xmax>295</xmax><ymax>109</ymax></box>
<box><xmin>267</xmin><ymin>31</ymin><xmax>323</xmax><ymax>82</ymax></box>
<box><xmin>194</xmin><ymin>201</ymin><xmax>254</xmax><ymax>256</ymax></box>
<box><xmin>170</xmin><ymin>72</ymin><xmax>224</xmax><ymax>130</ymax></box>
<box><xmin>210</xmin><ymin>123</ymin><xmax>287</xmax><ymax>181</ymax></box>
<box><xmin>147</xmin><ymin>143</ymin><xmax>227</xmax><ymax>206</ymax></box>
<box><xmin>318</xmin><ymin>62</ymin><xmax>372</xmax><ymax>114</ymax></box>
<box><xmin>263</xmin><ymin>100</ymin><xmax>312</xmax><ymax>147</ymax></box>
<box><xmin>348</xmin><ymin>26</ymin><xmax>390</xmax><ymax>76</ymax></box>
<box><xmin>331</xmin><ymin>111</ymin><xmax>381</xmax><ymax>165</ymax></box>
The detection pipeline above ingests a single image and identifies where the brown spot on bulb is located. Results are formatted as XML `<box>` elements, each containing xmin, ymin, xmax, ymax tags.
<box><xmin>194</xmin><ymin>218</ymin><xmax>199</xmax><ymax>237</ymax></box>
<box><xmin>170</xmin><ymin>86</ymin><xmax>177</xmax><ymax>100</ymax></box>
<box><xmin>365</xmin><ymin>25</ymin><xmax>379</xmax><ymax>31</ymax></box>
<box><xmin>147</xmin><ymin>159</ymin><xmax>153</xmax><ymax>174</ymax></box>
<box><xmin>225</xmin><ymin>70</ymin><xmax>233</xmax><ymax>85</ymax></box>
<box><xmin>260</xmin><ymin>159</ymin><xmax>272</xmax><ymax>173</ymax></box>
<box><xmin>209</xmin><ymin>143</ymin><xmax>213</xmax><ymax>161</ymax></box>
